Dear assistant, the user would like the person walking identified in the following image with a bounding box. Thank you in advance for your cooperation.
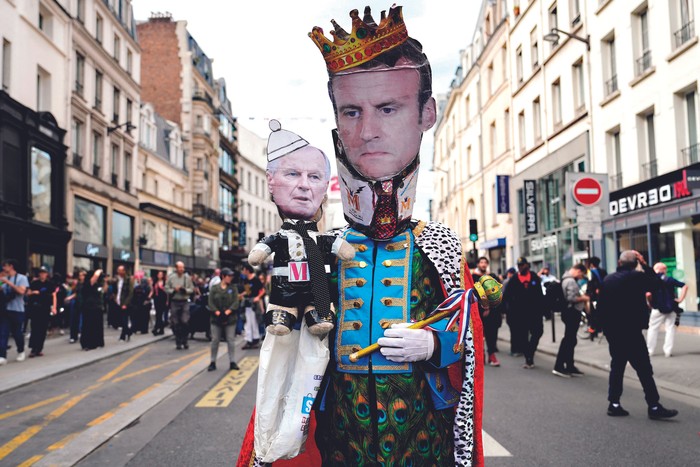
[473,257,502,367]
[502,257,546,368]
[207,268,240,371]
[131,272,151,334]
[151,271,169,336]
[597,250,678,419]
[646,262,687,357]
[27,267,53,357]
[67,271,85,343]
[80,270,105,351]
[166,261,194,350]
[240,264,263,350]
[553,264,589,377]
[114,265,133,342]
[0,258,29,365]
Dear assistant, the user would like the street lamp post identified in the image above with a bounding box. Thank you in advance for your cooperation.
[543,28,590,50]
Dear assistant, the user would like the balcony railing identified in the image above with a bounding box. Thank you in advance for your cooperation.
[635,50,652,76]
[604,75,618,96]
[74,81,84,96]
[192,89,214,108]
[610,173,623,191]
[72,153,82,167]
[192,203,226,225]
[682,143,699,165]
[674,20,695,48]
[125,180,130,192]
[642,159,658,179]
[111,173,118,186]
[92,164,100,177]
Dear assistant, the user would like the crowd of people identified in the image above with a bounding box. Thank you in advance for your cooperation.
[0,258,271,372]
[476,251,680,419]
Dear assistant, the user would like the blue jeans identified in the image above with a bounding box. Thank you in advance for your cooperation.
[0,310,26,358]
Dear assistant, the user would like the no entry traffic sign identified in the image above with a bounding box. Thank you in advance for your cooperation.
[572,177,603,206]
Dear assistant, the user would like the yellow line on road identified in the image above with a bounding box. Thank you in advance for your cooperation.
[98,346,150,382]
[47,432,80,451]
[169,352,210,379]
[0,394,69,421]
[0,392,89,461]
[195,357,259,408]
[86,411,115,427]
[17,454,43,467]
[112,349,208,383]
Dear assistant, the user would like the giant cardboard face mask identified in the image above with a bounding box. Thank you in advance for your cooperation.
[309,5,435,239]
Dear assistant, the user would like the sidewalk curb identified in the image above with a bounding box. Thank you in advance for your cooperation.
[496,337,700,401]
[0,334,170,396]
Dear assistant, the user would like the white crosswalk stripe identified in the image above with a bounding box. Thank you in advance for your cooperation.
[483,430,512,457]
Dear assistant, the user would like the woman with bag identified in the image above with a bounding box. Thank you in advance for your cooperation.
[207,268,240,371]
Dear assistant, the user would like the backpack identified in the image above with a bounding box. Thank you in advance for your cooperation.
[544,281,567,313]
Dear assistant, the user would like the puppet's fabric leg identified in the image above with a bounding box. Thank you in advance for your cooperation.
[264,303,297,336]
[304,302,335,336]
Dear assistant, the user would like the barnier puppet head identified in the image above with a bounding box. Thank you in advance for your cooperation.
[309,5,436,240]
[266,119,331,222]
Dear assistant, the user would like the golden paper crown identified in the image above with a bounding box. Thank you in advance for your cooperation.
[309,5,409,74]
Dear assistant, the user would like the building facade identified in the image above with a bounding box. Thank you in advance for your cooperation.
[65,0,141,275]
[591,0,700,310]
[434,0,515,275]
[138,13,224,274]
[0,0,72,275]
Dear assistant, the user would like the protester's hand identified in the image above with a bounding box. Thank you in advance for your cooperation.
[377,323,435,363]
[253,297,260,303]
[121,305,127,310]
[634,251,647,266]
[51,307,57,315]
[215,311,221,316]
[224,309,232,316]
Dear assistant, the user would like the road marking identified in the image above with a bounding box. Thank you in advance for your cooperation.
[87,411,115,427]
[483,429,512,457]
[0,392,89,461]
[47,432,79,451]
[112,349,208,383]
[98,346,150,382]
[17,454,43,467]
[0,394,69,421]
[195,357,259,408]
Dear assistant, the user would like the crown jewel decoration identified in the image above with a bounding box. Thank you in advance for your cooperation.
[309,5,409,73]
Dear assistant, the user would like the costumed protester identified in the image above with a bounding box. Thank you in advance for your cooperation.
[238,5,486,466]
[248,120,356,336]
[249,121,356,462]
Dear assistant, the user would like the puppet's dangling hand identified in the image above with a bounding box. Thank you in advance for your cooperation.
[377,323,435,363]
[336,239,356,261]
[248,248,269,267]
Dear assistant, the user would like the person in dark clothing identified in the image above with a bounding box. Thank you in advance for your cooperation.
[240,264,264,349]
[502,257,545,368]
[553,264,589,377]
[473,257,502,367]
[585,256,607,336]
[114,266,133,342]
[27,268,53,356]
[131,275,151,334]
[597,250,678,419]
[80,270,105,350]
[152,270,169,335]
[67,272,84,343]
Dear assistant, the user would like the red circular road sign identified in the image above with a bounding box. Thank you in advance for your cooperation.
[572,177,603,205]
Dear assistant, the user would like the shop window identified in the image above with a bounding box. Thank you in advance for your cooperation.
[141,219,168,251]
[173,228,193,255]
[31,147,52,224]
[617,227,649,260]
[74,197,105,244]
[112,211,133,249]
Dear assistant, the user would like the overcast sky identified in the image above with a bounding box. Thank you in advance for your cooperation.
[132,0,479,218]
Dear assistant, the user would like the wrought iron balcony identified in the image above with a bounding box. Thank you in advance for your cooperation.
[681,143,699,165]
[610,172,623,191]
[192,203,226,225]
[72,153,83,167]
[604,75,618,96]
[674,20,695,48]
[642,160,658,180]
[635,50,652,76]
[92,164,100,177]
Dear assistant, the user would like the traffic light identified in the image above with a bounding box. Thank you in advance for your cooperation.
[469,219,478,242]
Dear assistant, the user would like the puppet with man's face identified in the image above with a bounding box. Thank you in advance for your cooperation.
[247,120,355,336]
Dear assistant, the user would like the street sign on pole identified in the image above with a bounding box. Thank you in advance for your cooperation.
[572,177,603,206]
[575,205,602,223]
[577,222,602,241]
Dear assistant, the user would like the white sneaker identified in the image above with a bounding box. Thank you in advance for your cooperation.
[16,351,26,362]
[0,357,7,366]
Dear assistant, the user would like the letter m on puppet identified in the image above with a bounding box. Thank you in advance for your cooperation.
[289,261,310,282]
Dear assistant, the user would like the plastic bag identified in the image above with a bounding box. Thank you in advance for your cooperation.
[254,323,330,462]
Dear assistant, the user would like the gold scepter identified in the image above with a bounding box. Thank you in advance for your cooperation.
[348,275,503,363]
